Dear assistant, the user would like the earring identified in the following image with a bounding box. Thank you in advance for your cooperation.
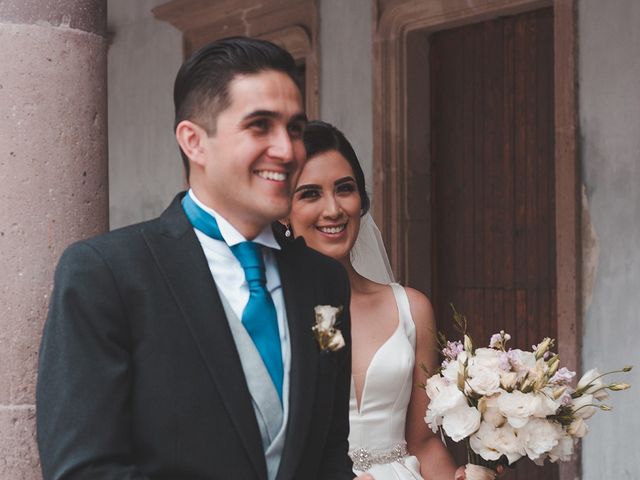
[284,225,292,238]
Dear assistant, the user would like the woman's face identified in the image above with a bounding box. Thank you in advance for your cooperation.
[289,149,362,263]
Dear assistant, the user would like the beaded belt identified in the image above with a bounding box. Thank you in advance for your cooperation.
[349,442,409,471]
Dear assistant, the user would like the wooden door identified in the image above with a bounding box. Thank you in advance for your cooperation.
[430,8,557,480]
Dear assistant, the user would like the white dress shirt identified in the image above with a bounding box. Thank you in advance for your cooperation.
[187,190,291,440]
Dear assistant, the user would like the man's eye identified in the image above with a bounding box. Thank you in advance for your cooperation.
[288,122,305,138]
[249,119,270,132]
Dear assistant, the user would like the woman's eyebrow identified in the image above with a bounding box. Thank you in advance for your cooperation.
[294,183,321,193]
[334,176,355,186]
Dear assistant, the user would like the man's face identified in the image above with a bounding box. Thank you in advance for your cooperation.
[195,70,306,237]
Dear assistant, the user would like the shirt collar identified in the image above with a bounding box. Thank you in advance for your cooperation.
[188,189,281,250]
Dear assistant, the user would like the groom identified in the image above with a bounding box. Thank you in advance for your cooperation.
[37,37,354,479]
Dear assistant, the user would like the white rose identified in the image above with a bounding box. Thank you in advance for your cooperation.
[480,394,506,427]
[425,374,449,400]
[428,383,467,417]
[425,408,441,433]
[442,353,468,384]
[469,421,503,461]
[497,390,540,428]
[548,433,575,463]
[533,391,562,417]
[567,417,588,438]
[495,423,526,464]
[472,348,503,370]
[467,365,502,396]
[314,305,339,331]
[518,418,563,462]
[327,329,345,351]
[465,464,499,480]
[570,393,597,419]
[577,368,609,401]
[442,404,481,442]
[469,421,524,464]
[507,349,537,377]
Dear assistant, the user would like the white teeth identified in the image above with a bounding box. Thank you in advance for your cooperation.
[256,170,287,181]
[318,225,346,234]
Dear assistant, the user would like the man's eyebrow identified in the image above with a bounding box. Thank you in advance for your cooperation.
[241,110,308,123]
[242,110,279,122]
[294,183,320,193]
[290,113,308,124]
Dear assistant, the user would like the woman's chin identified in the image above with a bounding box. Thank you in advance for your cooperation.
[309,242,350,263]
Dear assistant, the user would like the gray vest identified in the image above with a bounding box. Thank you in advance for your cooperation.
[218,293,287,480]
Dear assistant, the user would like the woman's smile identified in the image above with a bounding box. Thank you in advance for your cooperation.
[316,222,348,238]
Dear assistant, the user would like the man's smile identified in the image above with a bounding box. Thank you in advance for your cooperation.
[255,169,288,182]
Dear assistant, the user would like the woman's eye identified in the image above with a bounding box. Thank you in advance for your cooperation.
[298,189,320,200]
[336,183,356,194]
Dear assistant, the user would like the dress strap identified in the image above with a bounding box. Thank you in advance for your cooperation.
[389,283,416,350]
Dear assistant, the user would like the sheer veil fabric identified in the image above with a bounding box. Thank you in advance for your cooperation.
[350,213,395,285]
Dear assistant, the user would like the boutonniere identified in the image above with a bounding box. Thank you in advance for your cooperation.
[312,305,345,352]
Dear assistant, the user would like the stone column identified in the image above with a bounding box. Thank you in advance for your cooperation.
[0,1,108,477]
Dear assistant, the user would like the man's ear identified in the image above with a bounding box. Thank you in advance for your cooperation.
[175,120,209,168]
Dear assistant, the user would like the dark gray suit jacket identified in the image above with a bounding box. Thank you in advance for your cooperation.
[36,193,354,480]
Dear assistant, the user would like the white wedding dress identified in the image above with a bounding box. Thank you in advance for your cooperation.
[348,283,424,479]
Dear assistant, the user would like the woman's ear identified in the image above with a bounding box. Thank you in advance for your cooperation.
[176,120,208,168]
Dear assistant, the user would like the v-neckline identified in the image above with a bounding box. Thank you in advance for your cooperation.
[352,286,403,414]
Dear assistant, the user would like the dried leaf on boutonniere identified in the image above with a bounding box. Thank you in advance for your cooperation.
[313,305,345,352]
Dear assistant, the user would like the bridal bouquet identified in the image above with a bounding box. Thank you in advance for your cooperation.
[424,311,631,480]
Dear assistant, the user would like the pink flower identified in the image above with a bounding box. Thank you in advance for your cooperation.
[489,330,511,349]
[442,340,464,362]
[550,367,576,385]
[489,333,503,348]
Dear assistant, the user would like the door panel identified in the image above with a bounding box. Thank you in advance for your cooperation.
[430,8,556,480]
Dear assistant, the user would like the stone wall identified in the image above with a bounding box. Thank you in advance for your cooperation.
[0,1,108,477]
[579,1,640,478]
[107,0,183,229]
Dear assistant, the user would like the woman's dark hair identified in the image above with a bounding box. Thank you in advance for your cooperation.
[302,120,370,215]
[173,36,300,178]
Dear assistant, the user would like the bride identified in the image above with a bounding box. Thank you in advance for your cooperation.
[282,121,466,480]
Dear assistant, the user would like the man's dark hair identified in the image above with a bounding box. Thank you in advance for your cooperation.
[302,120,371,216]
[173,36,300,178]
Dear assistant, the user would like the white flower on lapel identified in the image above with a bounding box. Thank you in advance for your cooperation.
[327,329,345,351]
[312,305,345,352]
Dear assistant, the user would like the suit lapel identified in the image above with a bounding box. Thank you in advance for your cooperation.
[143,195,267,479]
[276,239,319,479]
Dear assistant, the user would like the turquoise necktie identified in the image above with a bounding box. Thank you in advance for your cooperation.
[182,194,283,401]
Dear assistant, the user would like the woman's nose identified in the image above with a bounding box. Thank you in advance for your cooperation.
[322,194,343,219]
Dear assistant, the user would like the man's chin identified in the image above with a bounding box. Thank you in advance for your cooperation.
[255,204,291,226]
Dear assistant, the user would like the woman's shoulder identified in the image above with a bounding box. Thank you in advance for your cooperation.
[391,284,432,313]
[395,284,435,333]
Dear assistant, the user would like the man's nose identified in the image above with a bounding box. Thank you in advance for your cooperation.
[268,127,294,160]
